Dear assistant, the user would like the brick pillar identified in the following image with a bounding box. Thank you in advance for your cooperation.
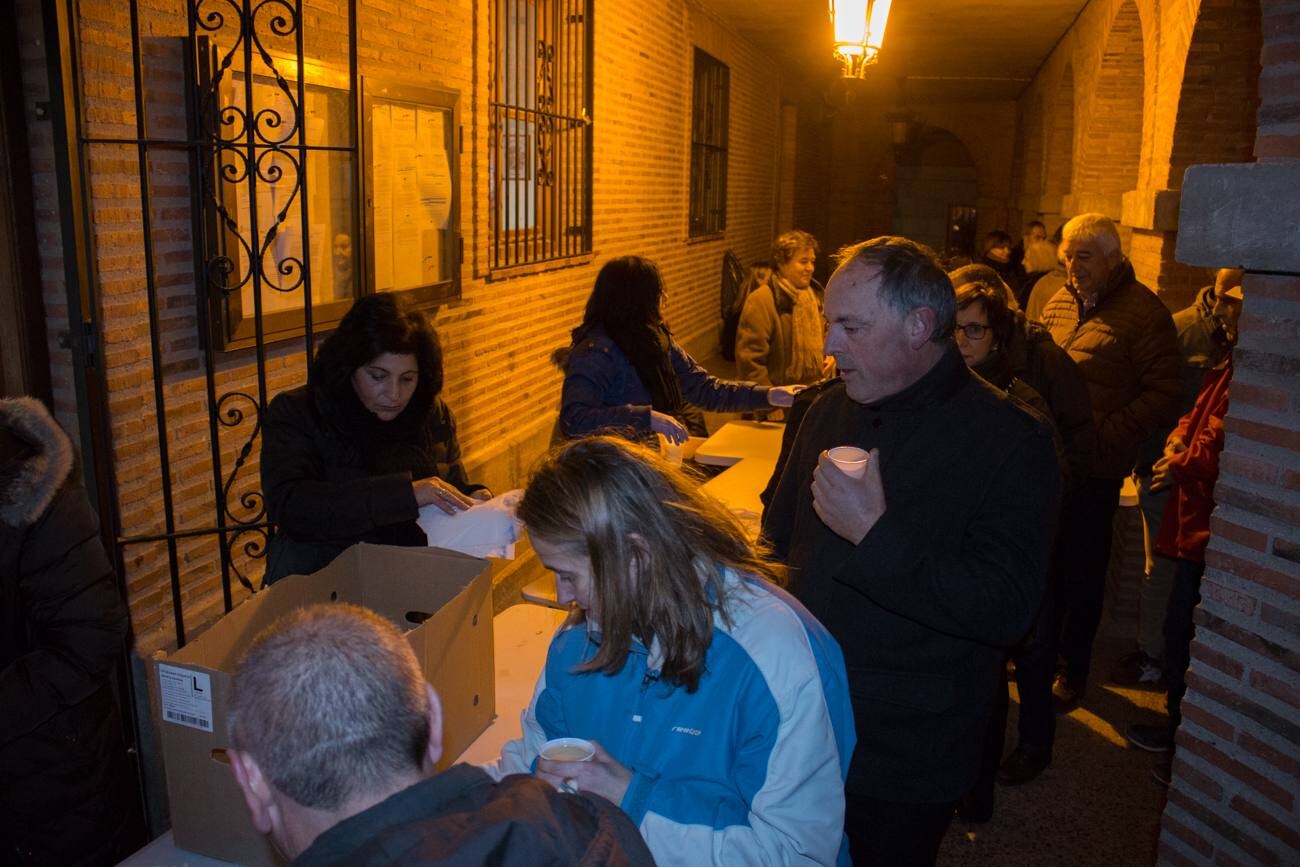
[1153,5,1300,861]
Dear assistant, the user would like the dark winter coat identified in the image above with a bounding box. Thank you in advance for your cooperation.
[261,386,482,584]
[761,347,1061,804]
[294,765,655,867]
[1041,261,1182,479]
[1002,311,1097,489]
[1,397,133,866]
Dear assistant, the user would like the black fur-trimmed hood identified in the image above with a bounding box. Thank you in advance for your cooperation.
[0,397,74,528]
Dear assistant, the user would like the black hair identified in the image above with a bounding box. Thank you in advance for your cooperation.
[577,256,665,346]
[311,293,444,419]
[981,230,1013,256]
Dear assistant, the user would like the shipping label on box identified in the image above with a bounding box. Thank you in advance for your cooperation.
[150,544,495,866]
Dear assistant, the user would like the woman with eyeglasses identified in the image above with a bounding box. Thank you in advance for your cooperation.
[954,281,1051,420]
[951,278,1072,825]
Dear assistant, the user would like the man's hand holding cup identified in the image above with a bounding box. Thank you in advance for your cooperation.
[811,446,884,544]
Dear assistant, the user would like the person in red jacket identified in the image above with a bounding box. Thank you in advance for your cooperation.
[1124,284,1242,784]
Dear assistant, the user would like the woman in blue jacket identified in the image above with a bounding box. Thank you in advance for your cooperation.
[557,256,799,444]
[487,436,855,865]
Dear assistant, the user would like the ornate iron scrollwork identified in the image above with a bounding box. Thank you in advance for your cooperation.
[194,0,304,299]
[535,38,555,187]
[215,392,267,592]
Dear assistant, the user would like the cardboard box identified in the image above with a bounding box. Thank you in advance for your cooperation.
[151,544,495,866]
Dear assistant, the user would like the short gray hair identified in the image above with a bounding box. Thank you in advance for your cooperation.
[833,236,956,343]
[227,604,430,810]
[1060,213,1122,256]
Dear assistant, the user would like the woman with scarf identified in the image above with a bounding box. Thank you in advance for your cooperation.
[260,294,487,584]
[558,256,798,444]
[735,230,828,391]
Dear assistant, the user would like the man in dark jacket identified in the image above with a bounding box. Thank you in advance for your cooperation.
[762,237,1060,866]
[1040,214,1181,709]
[1,397,136,866]
[227,603,654,866]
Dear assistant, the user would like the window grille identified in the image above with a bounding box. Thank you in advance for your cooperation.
[690,49,729,236]
[491,0,593,269]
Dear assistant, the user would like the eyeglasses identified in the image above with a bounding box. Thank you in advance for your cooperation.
[956,323,991,340]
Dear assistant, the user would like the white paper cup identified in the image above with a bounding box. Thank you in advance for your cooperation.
[539,737,596,762]
[827,446,870,479]
[657,433,683,465]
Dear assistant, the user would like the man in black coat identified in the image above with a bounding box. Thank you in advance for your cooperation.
[762,237,1061,866]
[227,603,654,866]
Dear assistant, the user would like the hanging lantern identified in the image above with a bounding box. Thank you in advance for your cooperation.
[829,0,893,78]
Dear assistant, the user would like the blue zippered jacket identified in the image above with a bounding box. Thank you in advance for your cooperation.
[488,570,855,865]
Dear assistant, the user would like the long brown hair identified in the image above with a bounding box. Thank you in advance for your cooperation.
[518,436,784,692]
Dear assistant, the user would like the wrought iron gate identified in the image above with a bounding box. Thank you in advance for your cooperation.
[48,0,361,650]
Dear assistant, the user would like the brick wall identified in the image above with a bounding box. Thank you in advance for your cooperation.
[1019,0,1260,304]
[1155,0,1300,862]
[17,0,785,653]
[1072,0,1144,218]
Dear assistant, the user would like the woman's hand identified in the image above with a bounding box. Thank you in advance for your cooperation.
[471,489,493,503]
[767,385,804,408]
[535,740,632,805]
[651,410,689,444]
[413,476,477,514]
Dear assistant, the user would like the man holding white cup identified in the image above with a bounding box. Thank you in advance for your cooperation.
[762,236,1061,867]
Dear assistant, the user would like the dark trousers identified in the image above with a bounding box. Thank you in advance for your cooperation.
[968,669,1010,813]
[846,792,954,867]
[1054,477,1123,684]
[1165,557,1206,737]
[1014,586,1058,750]
[967,588,1055,812]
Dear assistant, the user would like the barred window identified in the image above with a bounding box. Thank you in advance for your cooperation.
[689,49,729,237]
[491,0,593,270]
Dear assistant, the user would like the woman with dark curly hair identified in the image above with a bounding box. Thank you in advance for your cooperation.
[557,256,800,444]
[260,294,487,584]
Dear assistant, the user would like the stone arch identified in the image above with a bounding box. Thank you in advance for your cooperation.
[1074,0,1144,217]
[1167,0,1261,187]
[892,126,979,254]
[1042,63,1074,213]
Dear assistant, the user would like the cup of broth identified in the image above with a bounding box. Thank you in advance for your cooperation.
[540,737,596,762]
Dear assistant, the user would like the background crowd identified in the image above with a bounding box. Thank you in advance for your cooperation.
[1,217,1243,866]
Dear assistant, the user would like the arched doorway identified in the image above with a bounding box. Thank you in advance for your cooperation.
[1074,1,1144,221]
[1153,0,1263,306]
[1168,1,1260,185]
[892,126,979,255]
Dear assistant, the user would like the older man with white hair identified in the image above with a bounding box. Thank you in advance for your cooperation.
[1038,213,1181,711]
[226,604,653,866]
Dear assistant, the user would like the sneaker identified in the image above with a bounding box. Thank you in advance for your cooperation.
[997,746,1051,786]
[1110,650,1165,688]
[1152,758,1172,786]
[1052,672,1085,712]
[1126,722,1172,753]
